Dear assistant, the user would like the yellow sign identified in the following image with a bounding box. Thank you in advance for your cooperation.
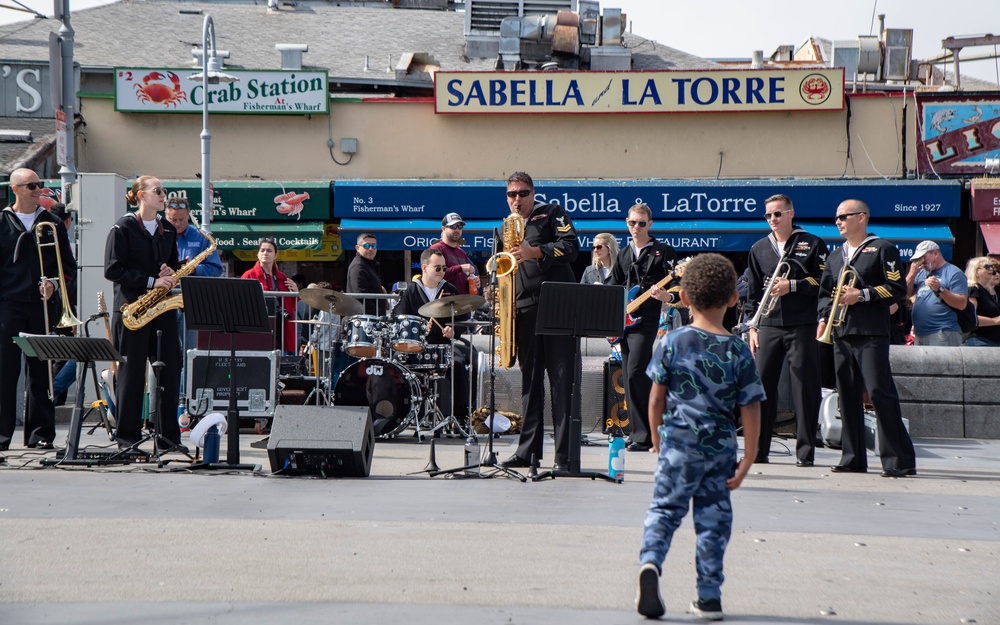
[232,227,343,262]
[435,69,844,114]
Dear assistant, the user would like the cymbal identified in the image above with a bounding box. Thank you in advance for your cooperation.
[298,287,364,316]
[418,294,486,318]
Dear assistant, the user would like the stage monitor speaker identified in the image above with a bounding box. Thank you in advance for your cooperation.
[267,405,375,477]
[603,360,629,436]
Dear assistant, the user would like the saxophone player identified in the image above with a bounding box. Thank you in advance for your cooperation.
[746,194,828,466]
[500,172,580,471]
[817,200,914,478]
[104,176,186,453]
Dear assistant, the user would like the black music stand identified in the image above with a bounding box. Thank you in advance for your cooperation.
[14,335,121,464]
[181,277,270,472]
[533,282,624,482]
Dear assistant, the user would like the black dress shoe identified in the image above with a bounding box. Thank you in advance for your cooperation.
[830,464,867,473]
[0,441,9,452]
[500,454,531,468]
[156,439,190,454]
[755,457,769,464]
[880,467,917,478]
[796,460,814,467]
[27,440,55,450]
[626,441,652,452]
[552,463,569,472]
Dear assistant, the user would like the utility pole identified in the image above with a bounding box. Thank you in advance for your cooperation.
[50,0,77,203]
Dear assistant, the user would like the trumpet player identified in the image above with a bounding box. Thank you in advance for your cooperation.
[817,200,915,478]
[746,194,828,466]
[0,168,76,451]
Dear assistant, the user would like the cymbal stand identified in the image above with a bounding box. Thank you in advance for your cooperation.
[425,306,471,439]
[303,306,337,406]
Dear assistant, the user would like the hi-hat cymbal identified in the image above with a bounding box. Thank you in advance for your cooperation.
[298,287,364,316]
[418,294,486,318]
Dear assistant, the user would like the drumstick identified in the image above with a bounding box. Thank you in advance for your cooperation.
[430,317,447,332]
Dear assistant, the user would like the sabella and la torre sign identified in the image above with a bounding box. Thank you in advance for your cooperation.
[435,69,844,114]
[114,68,329,114]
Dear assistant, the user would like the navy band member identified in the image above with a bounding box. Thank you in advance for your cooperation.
[817,199,915,478]
[500,172,579,470]
[746,194,828,466]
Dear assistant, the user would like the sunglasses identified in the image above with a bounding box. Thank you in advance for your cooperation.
[593,244,605,250]
[446,224,464,230]
[627,220,649,228]
[506,189,532,199]
[835,211,863,222]
[361,243,377,250]
[16,182,43,191]
[429,265,447,272]
[144,187,165,196]
[166,201,188,209]
[764,211,787,221]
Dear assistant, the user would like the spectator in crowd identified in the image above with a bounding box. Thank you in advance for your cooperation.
[346,233,385,316]
[906,240,967,346]
[431,212,481,295]
[580,233,618,285]
[963,257,1000,347]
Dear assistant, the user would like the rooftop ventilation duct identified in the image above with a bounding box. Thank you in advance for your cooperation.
[276,43,308,70]
[0,129,32,143]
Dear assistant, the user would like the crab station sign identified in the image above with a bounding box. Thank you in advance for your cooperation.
[435,69,844,114]
[113,68,329,115]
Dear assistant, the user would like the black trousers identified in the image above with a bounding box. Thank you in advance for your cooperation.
[620,324,657,447]
[112,310,182,446]
[754,324,821,462]
[833,334,915,472]
[514,305,576,465]
[0,302,55,447]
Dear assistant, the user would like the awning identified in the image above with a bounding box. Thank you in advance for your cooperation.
[980,223,1000,254]
[208,221,326,251]
[339,218,955,257]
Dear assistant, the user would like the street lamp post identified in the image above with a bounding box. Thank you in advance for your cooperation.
[189,14,238,233]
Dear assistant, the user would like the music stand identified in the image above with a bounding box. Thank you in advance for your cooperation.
[181,277,270,471]
[533,282,624,482]
[13,335,121,464]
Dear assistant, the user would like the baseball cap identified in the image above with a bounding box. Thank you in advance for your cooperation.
[442,212,465,228]
[910,240,939,262]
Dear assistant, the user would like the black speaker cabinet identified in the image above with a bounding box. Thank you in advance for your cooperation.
[603,360,629,436]
[267,405,375,477]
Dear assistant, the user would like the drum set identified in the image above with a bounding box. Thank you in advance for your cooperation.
[293,286,486,440]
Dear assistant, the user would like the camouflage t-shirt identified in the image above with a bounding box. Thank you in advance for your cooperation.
[646,326,765,455]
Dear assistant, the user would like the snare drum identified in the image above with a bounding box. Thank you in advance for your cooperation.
[334,358,420,437]
[343,315,382,358]
[390,315,427,353]
[394,343,452,371]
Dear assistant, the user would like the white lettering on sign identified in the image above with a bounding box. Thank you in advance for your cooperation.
[15,69,42,113]
[660,193,758,214]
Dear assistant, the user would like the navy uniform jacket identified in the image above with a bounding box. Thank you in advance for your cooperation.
[818,235,905,337]
[0,207,76,304]
[747,227,828,327]
[104,213,181,312]
[509,201,579,311]
[610,239,678,331]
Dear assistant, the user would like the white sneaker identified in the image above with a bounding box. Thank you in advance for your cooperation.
[635,562,665,619]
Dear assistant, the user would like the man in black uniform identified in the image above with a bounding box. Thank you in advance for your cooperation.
[346,232,385,316]
[746,194,828,466]
[500,172,579,470]
[0,168,76,451]
[817,199,916,478]
[394,248,471,425]
[609,203,677,452]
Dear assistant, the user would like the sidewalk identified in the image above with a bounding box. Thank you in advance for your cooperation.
[1,425,997,625]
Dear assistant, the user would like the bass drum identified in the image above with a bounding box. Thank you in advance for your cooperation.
[818,388,842,449]
[334,358,420,437]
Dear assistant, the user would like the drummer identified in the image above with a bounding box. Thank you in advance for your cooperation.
[394,248,472,424]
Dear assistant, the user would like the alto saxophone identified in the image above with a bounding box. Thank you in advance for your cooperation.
[487,212,524,369]
[121,216,218,330]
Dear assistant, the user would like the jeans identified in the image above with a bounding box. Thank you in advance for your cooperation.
[963,335,1000,347]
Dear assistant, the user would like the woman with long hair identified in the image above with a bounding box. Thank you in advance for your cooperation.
[580,232,619,285]
[104,175,185,452]
[963,256,1000,347]
[241,238,298,353]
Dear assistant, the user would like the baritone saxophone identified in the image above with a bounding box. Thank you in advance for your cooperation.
[486,212,524,368]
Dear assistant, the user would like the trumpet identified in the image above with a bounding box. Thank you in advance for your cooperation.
[817,265,859,344]
[35,220,81,400]
[744,260,791,331]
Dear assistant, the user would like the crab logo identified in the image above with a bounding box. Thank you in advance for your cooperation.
[37,187,61,210]
[134,71,188,108]
[799,73,832,105]
[274,191,310,220]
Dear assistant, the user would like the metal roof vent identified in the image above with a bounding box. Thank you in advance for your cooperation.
[276,44,308,70]
[0,129,33,143]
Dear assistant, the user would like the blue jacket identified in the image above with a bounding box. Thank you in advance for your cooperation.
[175,225,223,277]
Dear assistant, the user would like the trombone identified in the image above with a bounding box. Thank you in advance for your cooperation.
[817,265,859,344]
[35,221,82,400]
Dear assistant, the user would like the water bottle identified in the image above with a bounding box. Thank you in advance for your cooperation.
[608,436,626,481]
[464,435,480,474]
[203,425,221,464]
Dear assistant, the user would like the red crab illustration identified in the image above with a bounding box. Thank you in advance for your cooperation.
[801,76,830,102]
[37,187,60,210]
[134,71,188,108]
[274,191,310,220]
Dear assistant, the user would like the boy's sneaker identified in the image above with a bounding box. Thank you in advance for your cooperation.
[689,597,724,620]
[635,563,665,619]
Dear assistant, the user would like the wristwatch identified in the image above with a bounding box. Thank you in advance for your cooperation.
[857,289,869,303]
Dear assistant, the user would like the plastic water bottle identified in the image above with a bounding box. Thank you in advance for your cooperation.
[203,425,220,464]
[608,436,626,481]
[464,435,480,475]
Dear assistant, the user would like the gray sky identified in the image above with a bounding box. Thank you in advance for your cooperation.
[3,0,999,84]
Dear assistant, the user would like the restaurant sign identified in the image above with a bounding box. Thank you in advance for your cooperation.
[163,180,330,222]
[114,68,329,115]
[917,96,1000,176]
[435,69,844,114]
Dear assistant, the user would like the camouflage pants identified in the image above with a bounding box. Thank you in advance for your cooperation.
[640,444,735,600]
